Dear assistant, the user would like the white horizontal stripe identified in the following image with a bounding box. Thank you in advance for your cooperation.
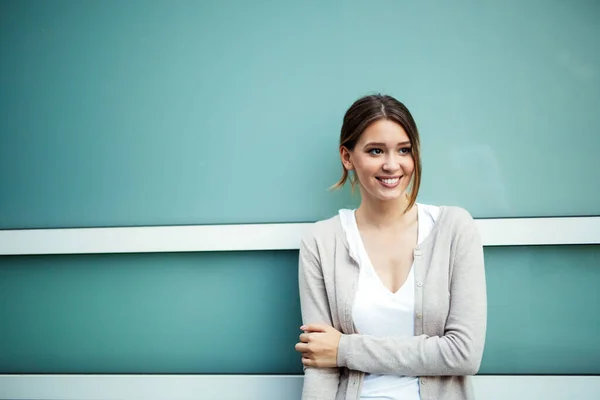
[0,216,598,255]
[0,375,598,400]
[0,223,307,255]
[475,216,600,246]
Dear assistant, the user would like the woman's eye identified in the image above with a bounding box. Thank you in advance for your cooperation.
[368,148,383,155]
[399,147,411,154]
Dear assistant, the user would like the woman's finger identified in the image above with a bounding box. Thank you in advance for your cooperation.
[299,333,310,343]
[300,324,328,333]
[295,342,309,353]
[302,356,314,367]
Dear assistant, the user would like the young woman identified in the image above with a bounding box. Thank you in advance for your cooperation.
[295,94,487,400]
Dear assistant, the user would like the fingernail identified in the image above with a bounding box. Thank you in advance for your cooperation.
[300,325,306,330]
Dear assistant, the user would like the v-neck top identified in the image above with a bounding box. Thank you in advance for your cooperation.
[338,203,439,400]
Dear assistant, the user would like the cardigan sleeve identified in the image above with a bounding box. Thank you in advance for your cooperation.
[298,233,340,399]
[337,210,487,376]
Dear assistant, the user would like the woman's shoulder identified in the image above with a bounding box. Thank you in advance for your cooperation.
[434,205,480,244]
[420,203,478,233]
[438,205,475,223]
[300,213,345,247]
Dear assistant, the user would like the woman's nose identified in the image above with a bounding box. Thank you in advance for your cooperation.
[382,154,400,171]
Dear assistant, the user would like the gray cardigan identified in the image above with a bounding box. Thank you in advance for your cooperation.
[298,206,487,400]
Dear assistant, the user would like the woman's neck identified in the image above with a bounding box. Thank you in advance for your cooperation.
[355,194,415,230]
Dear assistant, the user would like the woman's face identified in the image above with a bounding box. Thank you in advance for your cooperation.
[341,119,415,203]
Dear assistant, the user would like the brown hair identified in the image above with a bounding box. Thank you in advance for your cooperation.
[332,94,422,213]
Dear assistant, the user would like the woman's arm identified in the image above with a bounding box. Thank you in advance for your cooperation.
[337,216,487,376]
[297,234,340,399]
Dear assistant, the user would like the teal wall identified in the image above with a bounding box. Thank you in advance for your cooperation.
[1,0,599,230]
[1,0,599,376]
[1,246,599,374]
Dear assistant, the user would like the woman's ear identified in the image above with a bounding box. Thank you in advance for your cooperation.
[340,146,353,171]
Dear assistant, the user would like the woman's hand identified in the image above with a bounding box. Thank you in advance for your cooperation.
[294,324,342,368]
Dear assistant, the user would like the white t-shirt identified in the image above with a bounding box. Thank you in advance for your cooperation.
[339,203,440,400]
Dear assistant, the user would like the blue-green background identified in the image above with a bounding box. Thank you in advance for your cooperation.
[1,0,599,229]
[1,246,599,374]
[0,0,598,375]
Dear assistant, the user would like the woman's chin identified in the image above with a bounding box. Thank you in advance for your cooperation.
[371,189,406,203]
[360,184,408,203]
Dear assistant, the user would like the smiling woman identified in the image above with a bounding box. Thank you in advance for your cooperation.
[295,94,487,400]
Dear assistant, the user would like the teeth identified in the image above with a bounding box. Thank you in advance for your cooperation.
[381,178,399,184]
